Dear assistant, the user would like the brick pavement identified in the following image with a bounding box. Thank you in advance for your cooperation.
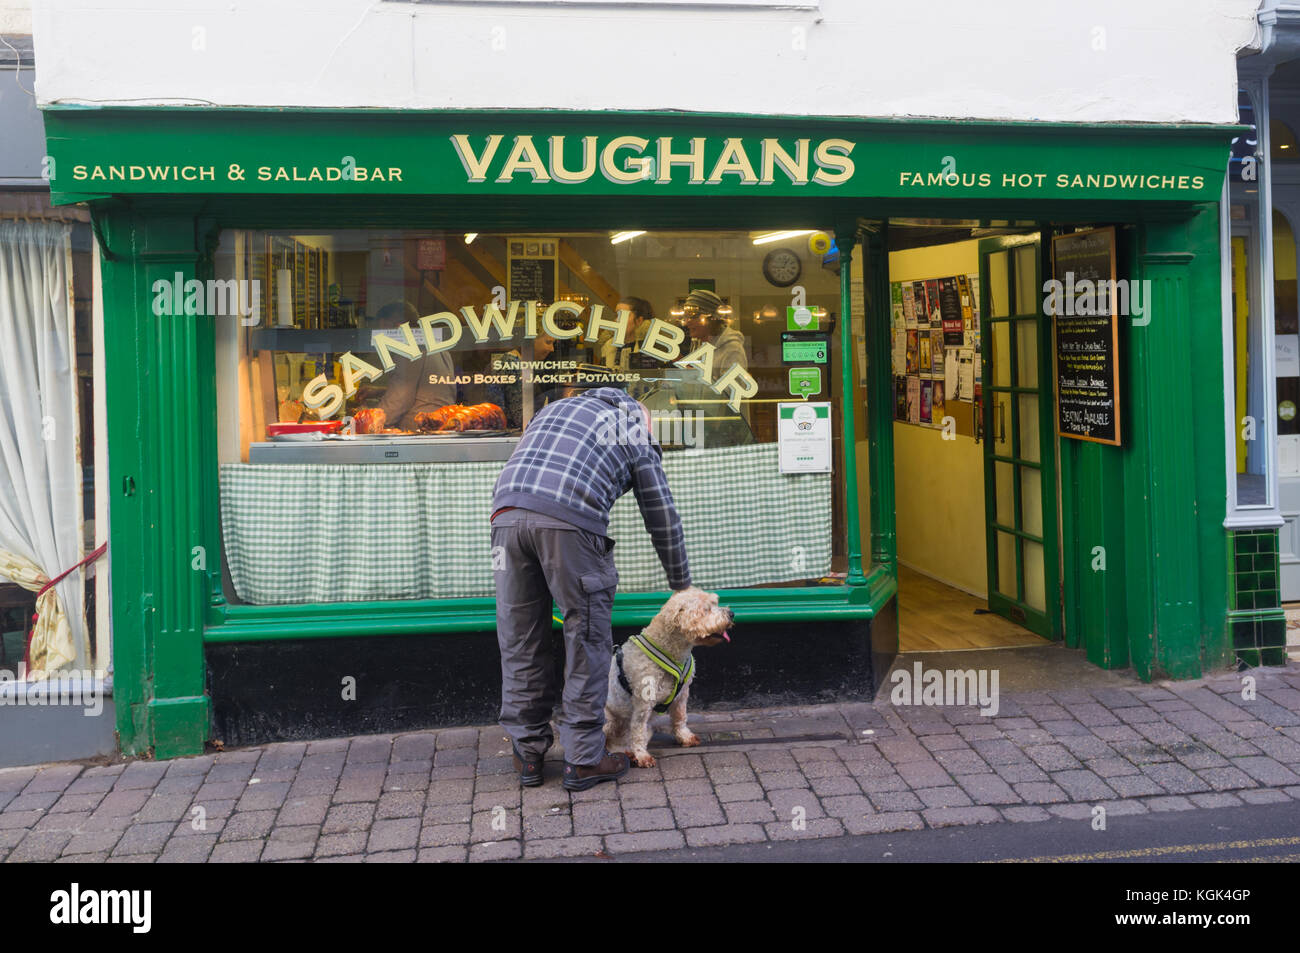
[3,664,1300,862]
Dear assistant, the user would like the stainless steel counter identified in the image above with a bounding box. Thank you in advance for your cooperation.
[248,434,520,464]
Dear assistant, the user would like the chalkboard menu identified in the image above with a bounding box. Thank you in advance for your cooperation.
[1051,227,1121,446]
[509,256,555,304]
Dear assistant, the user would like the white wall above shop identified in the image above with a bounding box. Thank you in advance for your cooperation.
[32,0,1260,123]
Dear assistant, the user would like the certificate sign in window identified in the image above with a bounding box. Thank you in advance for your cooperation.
[778,402,832,473]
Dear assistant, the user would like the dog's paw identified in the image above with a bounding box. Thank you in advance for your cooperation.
[631,751,657,769]
[675,731,701,748]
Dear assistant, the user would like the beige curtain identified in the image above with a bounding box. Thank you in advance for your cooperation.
[0,550,73,675]
[0,221,86,677]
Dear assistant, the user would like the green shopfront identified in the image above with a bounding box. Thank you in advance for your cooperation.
[42,109,1243,759]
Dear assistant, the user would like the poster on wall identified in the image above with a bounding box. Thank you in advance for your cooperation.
[920,380,933,424]
[933,381,945,425]
[913,282,929,328]
[891,283,905,329]
[924,279,942,325]
[907,376,920,423]
[929,328,945,378]
[919,334,932,374]
[938,277,964,345]
[895,376,908,420]
[906,330,919,374]
[902,284,917,329]
[892,329,907,376]
[1050,227,1122,446]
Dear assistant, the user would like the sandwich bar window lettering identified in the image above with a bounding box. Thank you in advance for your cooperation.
[212,228,843,607]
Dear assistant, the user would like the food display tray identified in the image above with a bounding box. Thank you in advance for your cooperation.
[249,434,521,464]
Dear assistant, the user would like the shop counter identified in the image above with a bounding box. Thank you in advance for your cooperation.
[219,442,832,605]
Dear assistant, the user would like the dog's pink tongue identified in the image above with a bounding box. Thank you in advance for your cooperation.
[721,631,731,643]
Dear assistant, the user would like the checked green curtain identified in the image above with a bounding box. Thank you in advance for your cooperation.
[220,442,832,605]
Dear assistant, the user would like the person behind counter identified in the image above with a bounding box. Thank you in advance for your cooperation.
[683,288,746,375]
[598,296,655,371]
[486,331,558,428]
[369,301,457,430]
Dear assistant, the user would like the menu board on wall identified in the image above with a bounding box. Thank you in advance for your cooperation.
[507,237,558,306]
[1051,227,1122,446]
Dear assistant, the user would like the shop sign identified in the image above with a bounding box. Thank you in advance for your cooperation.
[300,300,760,418]
[45,112,1233,203]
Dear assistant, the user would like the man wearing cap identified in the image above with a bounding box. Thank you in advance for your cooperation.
[684,288,747,377]
[490,385,692,791]
[679,289,753,447]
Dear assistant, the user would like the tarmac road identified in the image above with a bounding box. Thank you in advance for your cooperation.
[563,799,1300,863]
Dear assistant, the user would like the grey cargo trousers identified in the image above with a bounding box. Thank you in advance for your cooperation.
[491,507,619,767]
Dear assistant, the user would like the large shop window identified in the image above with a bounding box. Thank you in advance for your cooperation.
[213,229,847,605]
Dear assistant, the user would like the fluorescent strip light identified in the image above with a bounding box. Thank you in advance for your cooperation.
[610,230,646,244]
[464,233,478,244]
[752,230,815,245]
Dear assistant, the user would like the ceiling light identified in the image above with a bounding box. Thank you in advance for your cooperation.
[752,230,815,245]
[610,230,646,244]
[464,233,478,244]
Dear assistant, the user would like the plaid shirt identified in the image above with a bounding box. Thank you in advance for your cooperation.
[491,388,691,590]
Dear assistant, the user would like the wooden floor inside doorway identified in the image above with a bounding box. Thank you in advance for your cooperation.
[897,565,1051,652]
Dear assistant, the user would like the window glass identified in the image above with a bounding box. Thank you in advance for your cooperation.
[213,228,846,604]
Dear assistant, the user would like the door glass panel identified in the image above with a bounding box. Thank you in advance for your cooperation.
[992,322,1011,387]
[1014,244,1037,313]
[1018,394,1040,463]
[989,251,1010,318]
[1016,319,1038,387]
[1020,467,1043,537]
[997,532,1018,598]
[996,460,1015,526]
[1023,539,1046,611]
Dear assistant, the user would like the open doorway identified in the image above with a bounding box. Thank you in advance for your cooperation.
[886,221,1057,652]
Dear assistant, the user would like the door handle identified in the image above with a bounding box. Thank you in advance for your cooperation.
[998,403,1006,442]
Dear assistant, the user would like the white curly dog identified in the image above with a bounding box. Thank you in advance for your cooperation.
[603,587,733,768]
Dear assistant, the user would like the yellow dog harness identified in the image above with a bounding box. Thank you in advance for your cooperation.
[616,633,695,714]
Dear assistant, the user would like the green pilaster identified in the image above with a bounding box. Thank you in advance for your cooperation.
[863,226,897,573]
[838,231,867,586]
[101,204,211,758]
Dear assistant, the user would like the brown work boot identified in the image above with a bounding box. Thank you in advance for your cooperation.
[562,751,630,791]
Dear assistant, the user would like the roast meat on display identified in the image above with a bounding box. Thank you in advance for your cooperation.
[414,402,507,432]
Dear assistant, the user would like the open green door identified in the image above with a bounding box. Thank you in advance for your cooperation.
[978,234,1062,640]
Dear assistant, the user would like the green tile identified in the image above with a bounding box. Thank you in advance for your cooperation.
[1261,646,1288,666]
[1235,533,1258,555]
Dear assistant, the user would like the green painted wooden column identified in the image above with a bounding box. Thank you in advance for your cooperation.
[837,231,867,586]
[100,204,211,758]
[862,226,897,574]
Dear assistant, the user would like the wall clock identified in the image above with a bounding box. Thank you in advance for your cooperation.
[762,247,802,287]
